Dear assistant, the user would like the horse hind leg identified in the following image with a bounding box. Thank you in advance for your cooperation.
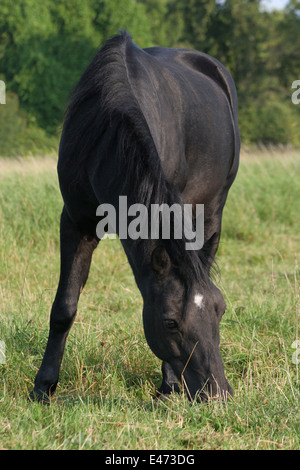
[29,206,98,403]
[157,362,181,398]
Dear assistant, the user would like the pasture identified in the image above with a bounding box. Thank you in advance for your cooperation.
[0,149,299,450]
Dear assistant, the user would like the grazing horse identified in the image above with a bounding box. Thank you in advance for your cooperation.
[30,31,240,403]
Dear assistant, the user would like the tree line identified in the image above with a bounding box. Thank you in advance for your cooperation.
[0,0,300,155]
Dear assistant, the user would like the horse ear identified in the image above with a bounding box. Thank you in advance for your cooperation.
[151,245,171,277]
[199,232,219,267]
[201,232,218,254]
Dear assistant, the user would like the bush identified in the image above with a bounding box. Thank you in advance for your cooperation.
[0,92,27,156]
[0,91,58,157]
[239,96,300,146]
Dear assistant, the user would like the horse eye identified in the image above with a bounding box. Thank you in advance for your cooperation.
[164,319,178,329]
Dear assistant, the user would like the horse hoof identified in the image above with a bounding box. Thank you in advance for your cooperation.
[28,390,50,405]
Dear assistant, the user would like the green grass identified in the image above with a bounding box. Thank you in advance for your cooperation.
[0,150,299,450]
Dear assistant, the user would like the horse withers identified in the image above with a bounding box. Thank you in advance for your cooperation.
[30,31,240,403]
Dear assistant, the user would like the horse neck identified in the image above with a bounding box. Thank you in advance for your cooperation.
[120,237,156,294]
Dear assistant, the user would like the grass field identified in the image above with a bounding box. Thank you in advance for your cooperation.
[0,149,299,450]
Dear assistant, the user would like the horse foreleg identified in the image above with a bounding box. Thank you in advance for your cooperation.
[29,206,98,403]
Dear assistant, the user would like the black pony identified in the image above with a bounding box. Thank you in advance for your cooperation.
[30,31,240,402]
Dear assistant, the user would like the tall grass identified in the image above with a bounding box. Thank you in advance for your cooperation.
[0,150,299,450]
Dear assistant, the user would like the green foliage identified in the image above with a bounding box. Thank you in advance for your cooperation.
[0,0,152,136]
[137,0,183,46]
[0,0,300,153]
[0,91,58,156]
[170,0,218,48]
[90,0,152,47]
[239,94,300,145]
[0,92,26,155]
[274,0,300,88]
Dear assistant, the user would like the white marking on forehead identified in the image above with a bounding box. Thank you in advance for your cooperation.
[194,293,204,308]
